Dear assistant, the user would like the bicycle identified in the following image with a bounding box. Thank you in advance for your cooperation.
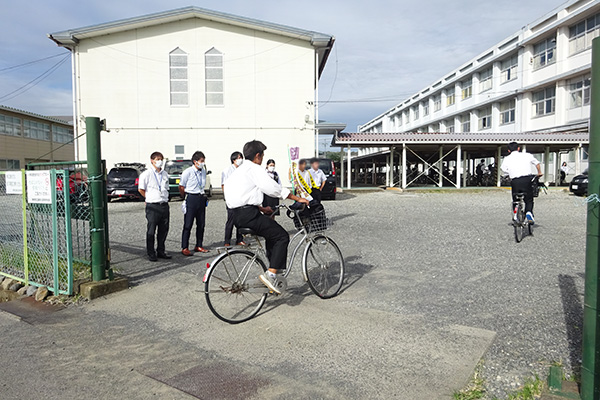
[203,203,345,324]
[512,175,546,243]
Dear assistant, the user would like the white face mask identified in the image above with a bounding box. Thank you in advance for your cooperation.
[196,162,204,169]
[235,158,243,166]
[267,166,275,172]
[154,160,163,168]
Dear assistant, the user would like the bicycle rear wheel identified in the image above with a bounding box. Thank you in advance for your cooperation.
[514,205,525,243]
[303,235,344,299]
[205,249,268,324]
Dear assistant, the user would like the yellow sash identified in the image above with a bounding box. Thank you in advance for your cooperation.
[297,171,313,194]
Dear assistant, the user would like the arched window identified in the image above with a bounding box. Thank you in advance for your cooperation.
[205,48,224,106]
[169,48,188,106]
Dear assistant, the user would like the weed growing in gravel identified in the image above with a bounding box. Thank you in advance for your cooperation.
[505,375,543,400]
[453,369,486,400]
[455,367,544,400]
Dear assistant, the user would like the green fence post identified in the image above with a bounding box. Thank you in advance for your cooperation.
[86,117,107,281]
[51,169,59,294]
[582,36,600,400]
[63,169,74,295]
[21,169,28,285]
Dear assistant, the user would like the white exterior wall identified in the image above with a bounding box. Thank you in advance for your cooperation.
[74,18,317,186]
[359,0,597,143]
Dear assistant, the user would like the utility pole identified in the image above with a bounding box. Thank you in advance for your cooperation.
[582,36,600,400]
[86,117,108,281]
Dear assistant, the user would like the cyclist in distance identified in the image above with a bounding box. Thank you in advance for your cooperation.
[500,141,543,224]
[223,140,309,294]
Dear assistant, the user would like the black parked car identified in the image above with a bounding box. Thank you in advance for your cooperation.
[317,158,337,200]
[569,169,588,196]
[107,163,146,201]
[165,159,213,200]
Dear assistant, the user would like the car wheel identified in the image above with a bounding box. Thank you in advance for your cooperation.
[207,185,213,198]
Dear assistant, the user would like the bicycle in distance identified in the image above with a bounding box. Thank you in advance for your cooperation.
[512,175,546,243]
[203,203,345,324]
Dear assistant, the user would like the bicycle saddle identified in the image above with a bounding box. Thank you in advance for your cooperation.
[239,227,258,236]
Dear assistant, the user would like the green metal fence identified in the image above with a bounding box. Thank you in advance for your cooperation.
[0,163,96,295]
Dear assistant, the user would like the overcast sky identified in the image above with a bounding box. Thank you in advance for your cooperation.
[0,0,570,133]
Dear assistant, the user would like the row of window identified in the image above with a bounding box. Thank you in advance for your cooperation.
[389,12,597,130]
[169,47,224,107]
[0,113,73,142]
[392,73,590,129]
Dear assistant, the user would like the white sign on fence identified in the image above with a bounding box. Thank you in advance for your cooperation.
[26,171,52,204]
[5,171,23,194]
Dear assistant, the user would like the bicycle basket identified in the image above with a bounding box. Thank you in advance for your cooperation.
[293,207,332,233]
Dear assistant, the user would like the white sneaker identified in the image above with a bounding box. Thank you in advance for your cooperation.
[259,272,287,295]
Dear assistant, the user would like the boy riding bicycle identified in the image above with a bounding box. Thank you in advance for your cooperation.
[223,140,309,294]
[500,142,543,224]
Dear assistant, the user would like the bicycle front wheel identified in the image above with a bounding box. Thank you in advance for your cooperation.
[303,235,344,299]
[514,205,524,243]
[205,249,268,324]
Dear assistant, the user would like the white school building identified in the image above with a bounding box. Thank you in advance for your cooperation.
[335,0,599,188]
[49,7,335,185]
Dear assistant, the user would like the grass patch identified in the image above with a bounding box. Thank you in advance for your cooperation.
[505,375,543,400]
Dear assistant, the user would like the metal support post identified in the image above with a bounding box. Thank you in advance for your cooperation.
[496,146,502,187]
[86,117,108,281]
[386,154,390,187]
[577,144,582,176]
[390,147,395,187]
[347,145,352,189]
[402,143,407,189]
[456,145,462,188]
[555,151,560,186]
[438,146,444,188]
[544,146,550,186]
[340,151,345,188]
[462,151,468,188]
[372,161,376,186]
[581,36,600,400]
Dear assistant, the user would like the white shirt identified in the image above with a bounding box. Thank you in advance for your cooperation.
[138,168,169,203]
[309,168,326,187]
[179,166,206,194]
[500,151,540,179]
[221,164,236,186]
[224,161,291,208]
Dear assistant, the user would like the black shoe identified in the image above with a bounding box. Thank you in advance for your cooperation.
[157,252,172,259]
[148,254,158,262]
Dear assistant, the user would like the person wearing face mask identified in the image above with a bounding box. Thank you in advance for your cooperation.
[262,159,281,217]
[179,151,209,256]
[138,151,171,262]
[221,151,244,246]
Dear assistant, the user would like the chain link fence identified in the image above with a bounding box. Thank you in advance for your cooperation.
[0,163,95,295]
[0,171,26,282]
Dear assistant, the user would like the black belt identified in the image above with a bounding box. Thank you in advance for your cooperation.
[148,202,169,206]
[186,193,205,196]
[231,205,258,211]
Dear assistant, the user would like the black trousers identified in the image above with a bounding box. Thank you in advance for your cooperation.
[233,206,289,271]
[224,206,242,244]
[511,175,535,214]
[145,203,170,256]
[311,188,322,203]
[182,194,206,249]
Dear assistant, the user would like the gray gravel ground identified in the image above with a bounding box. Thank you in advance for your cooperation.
[106,188,586,399]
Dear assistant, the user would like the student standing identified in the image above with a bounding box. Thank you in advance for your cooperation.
[221,151,244,246]
[179,151,209,256]
[138,151,171,262]
[308,158,326,203]
[296,159,318,201]
[262,159,281,216]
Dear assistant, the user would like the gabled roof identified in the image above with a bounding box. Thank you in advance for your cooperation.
[48,6,335,76]
[0,104,73,126]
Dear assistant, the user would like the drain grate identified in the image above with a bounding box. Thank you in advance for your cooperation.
[149,361,270,400]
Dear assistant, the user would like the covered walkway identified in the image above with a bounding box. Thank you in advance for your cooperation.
[332,123,589,189]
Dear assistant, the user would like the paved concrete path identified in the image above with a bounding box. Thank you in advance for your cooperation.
[0,269,494,399]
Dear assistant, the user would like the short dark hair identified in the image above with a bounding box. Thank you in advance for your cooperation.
[243,140,267,161]
[480,159,485,163]
[266,159,276,166]
[507,142,519,152]
[299,159,307,166]
[230,151,243,163]
[192,151,206,162]
[150,151,164,160]
[310,157,319,164]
